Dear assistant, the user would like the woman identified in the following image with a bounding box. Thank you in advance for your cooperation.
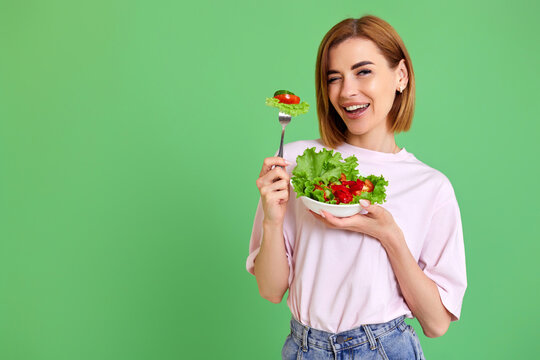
[247,15,466,359]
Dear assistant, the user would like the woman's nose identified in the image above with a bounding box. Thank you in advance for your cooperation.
[340,78,359,98]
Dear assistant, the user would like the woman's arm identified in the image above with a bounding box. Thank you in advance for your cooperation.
[311,201,452,337]
[253,220,290,303]
[253,157,291,303]
[381,228,452,338]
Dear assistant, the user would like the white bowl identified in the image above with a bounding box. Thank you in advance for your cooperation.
[299,196,367,218]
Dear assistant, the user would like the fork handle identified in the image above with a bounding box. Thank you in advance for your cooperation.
[277,125,285,158]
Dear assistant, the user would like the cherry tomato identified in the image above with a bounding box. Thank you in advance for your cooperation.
[274,93,301,104]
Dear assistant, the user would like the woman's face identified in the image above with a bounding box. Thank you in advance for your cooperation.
[327,37,407,140]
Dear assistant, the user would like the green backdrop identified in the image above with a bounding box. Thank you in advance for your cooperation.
[1,0,538,359]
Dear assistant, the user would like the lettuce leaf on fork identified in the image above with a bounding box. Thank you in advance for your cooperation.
[291,147,388,205]
[265,97,310,117]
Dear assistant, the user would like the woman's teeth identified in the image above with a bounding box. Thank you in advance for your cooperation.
[345,104,369,112]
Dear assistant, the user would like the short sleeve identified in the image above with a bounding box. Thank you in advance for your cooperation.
[246,198,295,284]
[418,186,467,321]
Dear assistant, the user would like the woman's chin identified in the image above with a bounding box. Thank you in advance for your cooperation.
[345,125,371,137]
[343,117,391,139]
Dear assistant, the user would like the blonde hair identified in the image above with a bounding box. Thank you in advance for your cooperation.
[315,15,415,148]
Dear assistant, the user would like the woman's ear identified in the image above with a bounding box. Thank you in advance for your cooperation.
[396,59,409,91]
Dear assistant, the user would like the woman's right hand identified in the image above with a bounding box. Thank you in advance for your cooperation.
[256,157,291,225]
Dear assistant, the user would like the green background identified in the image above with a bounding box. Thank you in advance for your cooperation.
[1,0,538,359]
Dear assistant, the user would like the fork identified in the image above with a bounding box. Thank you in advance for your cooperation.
[277,112,292,158]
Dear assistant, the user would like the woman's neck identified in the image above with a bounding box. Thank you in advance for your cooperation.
[345,131,400,154]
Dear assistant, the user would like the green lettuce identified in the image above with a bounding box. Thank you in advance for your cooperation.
[265,97,309,117]
[354,174,389,205]
[291,147,389,205]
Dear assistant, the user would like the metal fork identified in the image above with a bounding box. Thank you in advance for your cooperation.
[277,112,292,158]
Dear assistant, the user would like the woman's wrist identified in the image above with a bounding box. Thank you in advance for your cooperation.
[263,217,284,230]
[379,225,406,253]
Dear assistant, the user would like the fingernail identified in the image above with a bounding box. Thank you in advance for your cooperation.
[320,211,326,218]
[360,199,370,207]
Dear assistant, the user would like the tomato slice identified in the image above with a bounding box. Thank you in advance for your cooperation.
[330,184,353,204]
[274,93,301,104]
[334,189,353,204]
[347,180,364,195]
[362,179,374,192]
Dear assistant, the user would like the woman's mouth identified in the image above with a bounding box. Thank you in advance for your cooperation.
[342,103,370,119]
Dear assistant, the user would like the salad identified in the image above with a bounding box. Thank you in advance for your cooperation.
[291,148,388,205]
[266,90,309,117]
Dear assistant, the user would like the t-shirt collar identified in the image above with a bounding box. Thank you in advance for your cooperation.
[336,141,411,162]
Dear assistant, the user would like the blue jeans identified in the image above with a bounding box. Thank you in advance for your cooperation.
[282,316,425,360]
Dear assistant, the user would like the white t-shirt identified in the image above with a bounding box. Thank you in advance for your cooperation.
[247,139,467,333]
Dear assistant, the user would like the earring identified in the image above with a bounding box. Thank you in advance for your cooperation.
[399,86,404,93]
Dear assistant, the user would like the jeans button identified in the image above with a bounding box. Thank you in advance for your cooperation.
[336,335,346,344]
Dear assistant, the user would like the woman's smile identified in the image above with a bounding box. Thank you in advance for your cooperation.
[342,102,370,119]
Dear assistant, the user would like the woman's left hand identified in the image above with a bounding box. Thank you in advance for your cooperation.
[310,199,401,246]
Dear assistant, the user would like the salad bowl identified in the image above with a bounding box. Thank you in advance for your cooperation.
[290,147,388,218]
[300,196,367,218]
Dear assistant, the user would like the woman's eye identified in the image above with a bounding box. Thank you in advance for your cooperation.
[357,69,371,76]
[328,77,340,83]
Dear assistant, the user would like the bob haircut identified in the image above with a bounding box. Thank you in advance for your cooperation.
[315,15,415,148]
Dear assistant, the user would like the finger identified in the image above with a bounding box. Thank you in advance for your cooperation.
[261,179,289,196]
[256,166,289,190]
[359,200,385,218]
[320,210,359,229]
[267,189,289,204]
[359,199,371,208]
[309,210,336,228]
[261,166,290,186]
[260,178,289,195]
[316,210,374,233]
[260,157,291,177]
[310,210,341,224]
[268,179,289,192]
[272,166,290,181]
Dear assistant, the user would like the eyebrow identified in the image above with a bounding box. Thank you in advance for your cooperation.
[327,61,374,75]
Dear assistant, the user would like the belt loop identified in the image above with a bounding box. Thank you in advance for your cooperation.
[302,326,309,352]
[397,318,408,332]
[362,325,377,350]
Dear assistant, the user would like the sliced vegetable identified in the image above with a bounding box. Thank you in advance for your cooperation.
[362,179,374,192]
[274,93,300,104]
[274,90,295,96]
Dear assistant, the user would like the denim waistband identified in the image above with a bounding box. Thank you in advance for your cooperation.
[289,315,407,352]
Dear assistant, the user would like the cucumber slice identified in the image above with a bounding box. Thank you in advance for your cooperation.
[273,90,295,96]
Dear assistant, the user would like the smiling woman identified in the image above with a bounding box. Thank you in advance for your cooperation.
[316,16,415,149]
[247,15,466,360]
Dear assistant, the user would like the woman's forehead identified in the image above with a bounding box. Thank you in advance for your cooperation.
[328,37,386,69]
